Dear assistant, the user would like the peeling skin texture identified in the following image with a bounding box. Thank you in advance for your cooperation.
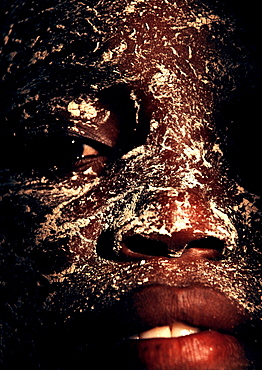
[0,1,261,369]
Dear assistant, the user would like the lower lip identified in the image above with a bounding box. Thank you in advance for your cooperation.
[114,330,248,370]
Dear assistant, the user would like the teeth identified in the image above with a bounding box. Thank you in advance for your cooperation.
[170,322,200,337]
[129,321,200,340]
[140,326,172,339]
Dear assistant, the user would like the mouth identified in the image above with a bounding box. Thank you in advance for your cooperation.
[129,320,200,339]
[108,285,250,370]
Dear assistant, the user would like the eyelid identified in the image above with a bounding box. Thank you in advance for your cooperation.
[68,129,116,149]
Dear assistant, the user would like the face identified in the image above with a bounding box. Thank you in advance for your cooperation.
[1,0,261,369]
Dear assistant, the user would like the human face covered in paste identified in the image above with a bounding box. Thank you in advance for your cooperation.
[0,0,261,369]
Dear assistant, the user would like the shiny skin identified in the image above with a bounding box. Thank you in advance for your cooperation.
[0,1,261,369]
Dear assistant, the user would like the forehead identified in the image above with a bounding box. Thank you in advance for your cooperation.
[75,0,239,91]
[0,1,260,160]
[0,1,240,77]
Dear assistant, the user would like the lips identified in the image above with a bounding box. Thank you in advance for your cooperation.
[108,285,249,370]
[117,331,247,370]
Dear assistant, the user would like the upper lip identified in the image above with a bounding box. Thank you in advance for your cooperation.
[105,284,249,339]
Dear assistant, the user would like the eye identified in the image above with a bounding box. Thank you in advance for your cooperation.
[14,135,113,176]
[81,143,99,157]
[61,137,113,174]
[69,140,100,161]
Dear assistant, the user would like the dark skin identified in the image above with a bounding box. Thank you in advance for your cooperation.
[0,1,261,369]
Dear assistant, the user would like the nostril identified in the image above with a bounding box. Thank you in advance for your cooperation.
[96,231,225,262]
[122,235,225,261]
[96,231,170,261]
[184,236,225,261]
[186,236,225,253]
[123,234,171,258]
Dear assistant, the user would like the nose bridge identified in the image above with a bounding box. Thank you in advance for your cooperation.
[137,109,215,190]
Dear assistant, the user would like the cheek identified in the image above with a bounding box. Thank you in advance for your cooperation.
[52,181,108,264]
[68,217,103,261]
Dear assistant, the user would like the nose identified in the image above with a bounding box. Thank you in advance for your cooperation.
[97,186,235,262]
[96,121,238,262]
